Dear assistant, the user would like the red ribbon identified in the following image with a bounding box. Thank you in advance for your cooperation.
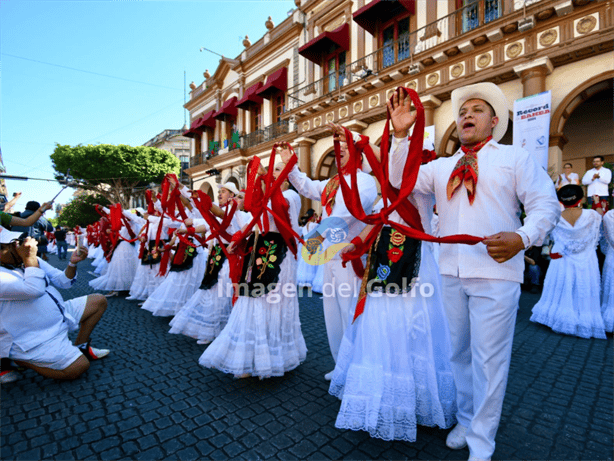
[337,87,484,322]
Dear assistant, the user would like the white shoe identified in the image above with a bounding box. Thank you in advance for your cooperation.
[0,370,20,384]
[468,457,490,461]
[446,424,468,449]
[324,371,334,381]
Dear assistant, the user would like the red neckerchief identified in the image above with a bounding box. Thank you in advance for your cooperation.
[446,135,492,205]
[337,87,484,322]
[321,161,359,216]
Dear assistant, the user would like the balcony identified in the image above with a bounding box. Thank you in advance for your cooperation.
[288,0,508,110]
[241,120,291,149]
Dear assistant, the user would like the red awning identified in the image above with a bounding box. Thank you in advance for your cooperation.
[194,110,216,130]
[183,110,216,137]
[353,0,415,35]
[213,97,238,121]
[298,23,350,64]
[236,82,264,110]
[256,67,288,99]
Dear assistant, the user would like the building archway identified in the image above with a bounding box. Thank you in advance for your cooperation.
[316,148,338,180]
[199,181,215,201]
[222,173,241,189]
[551,75,614,177]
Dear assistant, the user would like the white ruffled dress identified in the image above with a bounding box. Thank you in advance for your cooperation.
[600,210,613,332]
[328,194,457,442]
[169,212,250,343]
[296,222,319,287]
[199,190,307,378]
[88,215,140,292]
[531,209,606,339]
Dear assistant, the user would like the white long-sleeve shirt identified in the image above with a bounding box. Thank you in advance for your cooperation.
[390,136,560,283]
[288,165,378,260]
[0,259,78,357]
[582,167,612,197]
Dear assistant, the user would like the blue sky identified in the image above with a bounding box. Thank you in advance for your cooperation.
[1,0,295,214]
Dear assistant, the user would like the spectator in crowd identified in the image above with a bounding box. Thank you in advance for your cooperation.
[0,228,110,381]
[55,226,68,260]
[0,202,52,230]
[555,163,580,190]
[582,155,612,206]
[0,192,22,213]
[10,201,55,240]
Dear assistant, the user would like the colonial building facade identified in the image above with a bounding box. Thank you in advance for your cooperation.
[184,0,613,214]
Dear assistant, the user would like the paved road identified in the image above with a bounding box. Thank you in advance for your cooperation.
[2,252,613,460]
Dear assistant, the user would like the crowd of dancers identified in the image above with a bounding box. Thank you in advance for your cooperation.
[3,82,612,461]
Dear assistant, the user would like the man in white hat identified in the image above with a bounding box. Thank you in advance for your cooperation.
[0,228,110,381]
[387,83,560,461]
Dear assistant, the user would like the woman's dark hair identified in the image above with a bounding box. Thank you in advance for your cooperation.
[299,208,315,226]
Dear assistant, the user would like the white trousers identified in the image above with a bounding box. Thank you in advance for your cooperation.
[322,259,361,363]
[441,276,520,460]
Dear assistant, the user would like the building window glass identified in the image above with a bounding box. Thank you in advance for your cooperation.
[381,16,410,68]
[272,90,285,124]
[324,50,346,93]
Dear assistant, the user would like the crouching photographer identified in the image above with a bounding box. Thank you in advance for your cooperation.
[0,227,110,381]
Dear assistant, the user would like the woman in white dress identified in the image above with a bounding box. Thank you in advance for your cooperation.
[89,209,140,293]
[140,204,207,317]
[169,186,251,343]
[328,190,457,441]
[127,214,177,302]
[600,209,613,333]
[199,162,307,379]
[296,210,318,288]
[531,185,606,339]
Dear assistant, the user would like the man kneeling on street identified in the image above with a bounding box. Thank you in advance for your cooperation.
[0,226,109,381]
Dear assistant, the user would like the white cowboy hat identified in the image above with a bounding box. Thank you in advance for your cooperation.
[217,182,240,196]
[0,226,25,245]
[451,82,509,142]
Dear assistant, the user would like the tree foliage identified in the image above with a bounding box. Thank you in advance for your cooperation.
[57,193,111,229]
[51,144,180,207]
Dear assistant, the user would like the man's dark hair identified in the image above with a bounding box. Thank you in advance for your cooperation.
[564,163,573,168]
[594,155,605,162]
[25,201,40,212]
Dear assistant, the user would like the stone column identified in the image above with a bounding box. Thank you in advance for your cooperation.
[421,94,442,128]
[294,137,316,215]
[548,132,568,181]
[514,58,556,172]
[513,57,553,97]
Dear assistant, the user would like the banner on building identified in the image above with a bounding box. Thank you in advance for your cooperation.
[513,91,551,170]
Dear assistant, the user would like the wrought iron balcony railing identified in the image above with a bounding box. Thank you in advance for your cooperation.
[241,120,291,149]
[288,0,505,110]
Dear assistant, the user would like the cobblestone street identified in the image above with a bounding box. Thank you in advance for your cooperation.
[2,252,613,460]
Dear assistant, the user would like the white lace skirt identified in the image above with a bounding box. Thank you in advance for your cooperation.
[141,248,207,317]
[48,241,57,254]
[169,260,232,342]
[311,263,324,294]
[127,262,163,301]
[199,251,307,378]
[329,243,457,442]
[296,245,317,287]
[601,250,613,333]
[531,252,606,339]
[91,247,106,268]
[89,241,138,291]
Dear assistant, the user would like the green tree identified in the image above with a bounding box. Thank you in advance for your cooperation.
[51,144,180,207]
[57,193,111,229]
